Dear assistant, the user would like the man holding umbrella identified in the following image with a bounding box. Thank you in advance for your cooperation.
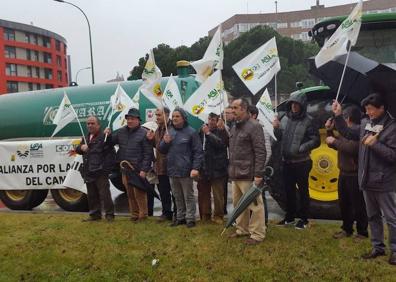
[105,108,153,222]
[332,93,396,265]
[228,98,267,245]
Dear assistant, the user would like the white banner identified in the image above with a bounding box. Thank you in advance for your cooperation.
[0,139,86,193]
[191,26,224,83]
[315,0,362,68]
[183,70,225,122]
[163,75,183,113]
[256,89,277,140]
[232,37,281,95]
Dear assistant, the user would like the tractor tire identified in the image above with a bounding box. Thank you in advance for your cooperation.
[0,189,48,210]
[51,189,88,212]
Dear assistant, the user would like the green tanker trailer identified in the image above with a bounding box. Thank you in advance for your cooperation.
[0,63,202,211]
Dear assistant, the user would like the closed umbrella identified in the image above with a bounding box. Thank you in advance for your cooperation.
[120,160,160,199]
[221,182,264,236]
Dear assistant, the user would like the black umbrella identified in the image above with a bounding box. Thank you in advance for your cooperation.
[120,160,160,199]
[309,53,396,116]
[366,64,396,117]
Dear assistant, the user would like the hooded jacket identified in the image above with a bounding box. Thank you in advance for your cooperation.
[274,92,320,162]
[159,110,204,178]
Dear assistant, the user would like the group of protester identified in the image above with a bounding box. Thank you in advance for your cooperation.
[74,91,396,265]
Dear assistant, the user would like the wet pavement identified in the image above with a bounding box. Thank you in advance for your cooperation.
[0,184,285,221]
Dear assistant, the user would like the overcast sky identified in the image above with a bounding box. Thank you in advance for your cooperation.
[0,0,359,85]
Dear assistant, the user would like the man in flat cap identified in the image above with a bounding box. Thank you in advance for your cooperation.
[105,108,153,222]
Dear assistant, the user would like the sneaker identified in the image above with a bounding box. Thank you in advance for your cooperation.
[276,219,296,226]
[361,249,386,260]
[332,230,352,239]
[186,221,196,228]
[170,219,186,227]
[295,219,309,230]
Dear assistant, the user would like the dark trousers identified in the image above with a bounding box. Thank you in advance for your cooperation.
[338,174,368,236]
[158,175,173,219]
[283,160,312,222]
[363,191,396,253]
[146,176,176,218]
[86,175,114,218]
[147,187,154,216]
[223,176,228,215]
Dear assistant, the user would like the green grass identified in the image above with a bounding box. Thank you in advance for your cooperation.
[0,213,395,282]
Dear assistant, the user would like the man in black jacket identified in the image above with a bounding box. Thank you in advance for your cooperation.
[76,116,115,222]
[105,108,153,222]
[197,112,229,224]
[332,93,396,265]
[273,92,320,229]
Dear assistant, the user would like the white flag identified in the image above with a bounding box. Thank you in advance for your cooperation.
[232,37,281,95]
[162,75,183,112]
[141,49,163,108]
[109,84,136,119]
[51,92,78,137]
[184,70,225,122]
[142,49,162,82]
[256,89,277,140]
[315,0,362,68]
[112,89,140,130]
[191,26,224,83]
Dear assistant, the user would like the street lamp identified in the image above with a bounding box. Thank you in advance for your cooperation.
[54,0,95,84]
[75,66,91,84]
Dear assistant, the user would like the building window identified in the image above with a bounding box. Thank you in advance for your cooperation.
[56,40,61,51]
[42,37,51,48]
[27,66,33,77]
[28,83,33,91]
[64,44,67,55]
[277,22,288,29]
[36,83,41,90]
[4,46,16,58]
[44,52,52,64]
[301,18,316,29]
[44,68,53,80]
[57,71,62,82]
[56,55,62,67]
[45,84,53,89]
[35,67,40,78]
[25,33,31,43]
[7,81,18,93]
[291,21,301,28]
[26,49,31,60]
[6,64,18,76]
[3,28,15,41]
[33,34,38,45]
[34,50,39,61]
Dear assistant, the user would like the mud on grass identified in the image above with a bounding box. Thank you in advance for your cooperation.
[0,213,395,282]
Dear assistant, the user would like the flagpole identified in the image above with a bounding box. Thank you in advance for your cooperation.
[335,40,353,102]
[274,73,278,114]
[72,107,87,145]
[104,108,114,142]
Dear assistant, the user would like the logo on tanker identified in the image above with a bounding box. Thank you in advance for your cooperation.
[16,144,29,159]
